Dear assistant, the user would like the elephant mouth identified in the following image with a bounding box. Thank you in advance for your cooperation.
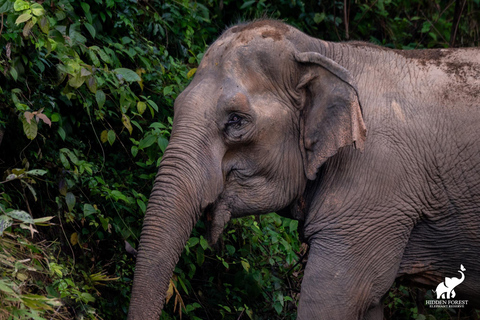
[203,201,232,245]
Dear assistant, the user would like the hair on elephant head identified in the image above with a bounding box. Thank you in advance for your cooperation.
[128,19,480,320]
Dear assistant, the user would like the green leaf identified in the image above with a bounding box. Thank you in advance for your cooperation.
[80,2,90,13]
[7,210,34,224]
[0,0,14,13]
[26,169,47,176]
[188,237,199,247]
[131,145,138,157]
[421,22,431,33]
[59,152,69,169]
[138,135,156,149]
[137,101,146,115]
[65,192,76,212]
[83,204,96,217]
[51,113,60,122]
[107,130,115,145]
[22,19,34,37]
[0,215,14,235]
[276,292,284,306]
[226,244,235,255]
[39,15,49,33]
[187,68,197,79]
[58,127,66,141]
[136,199,146,213]
[95,90,106,108]
[68,73,85,89]
[14,0,29,11]
[314,12,326,24]
[114,68,141,82]
[61,148,79,165]
[196,246,205,266]
[30,3,45,16]
[222,305,231,312]
[289,219,298,232]
[86,76,97,93]
[241,260,250,272]
[200,237,208,250]
[16,272,28,281]
[55,10,66,21]
[89,49,100,67]
[96,48,111,64]
[0,280,14,293]
[69,22,87,45]
[146,99,159,112]
[110,190,128,202]
[33,216,55,225]
[21,115,38,139]
[84,22,96,38]
[10,67,18,81]
[240,0,255,9]
[81,68,92,77]
[163,85,173,96]
[273,302,282,314]
[122,113,133,135]
[15,13,31,24]
[80,292,95,303]
[100,130,108,143]
[157,136,168,153]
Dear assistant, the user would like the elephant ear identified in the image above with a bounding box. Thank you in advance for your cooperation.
[295,51,367,180]
[444,276,455,288]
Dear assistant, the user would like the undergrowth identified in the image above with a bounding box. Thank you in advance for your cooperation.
[1,0,479,319]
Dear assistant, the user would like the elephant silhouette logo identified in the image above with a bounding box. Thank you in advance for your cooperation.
[434,264,466,299]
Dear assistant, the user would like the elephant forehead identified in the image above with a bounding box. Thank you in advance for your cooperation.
[202,22,293,68]
[229,20,290,43]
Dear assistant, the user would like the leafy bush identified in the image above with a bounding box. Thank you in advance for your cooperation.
[1,0,479,319]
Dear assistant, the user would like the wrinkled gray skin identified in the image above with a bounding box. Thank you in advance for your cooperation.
[128,20,480,319]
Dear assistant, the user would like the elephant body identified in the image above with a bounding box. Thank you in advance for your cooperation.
[128,20,480,319]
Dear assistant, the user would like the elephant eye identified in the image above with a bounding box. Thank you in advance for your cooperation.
[226,113,243,127]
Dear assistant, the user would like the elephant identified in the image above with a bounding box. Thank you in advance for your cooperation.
[434,264,466,299]
[128,20,480,319]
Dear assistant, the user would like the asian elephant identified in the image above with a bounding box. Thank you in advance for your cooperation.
[128,20,480,319]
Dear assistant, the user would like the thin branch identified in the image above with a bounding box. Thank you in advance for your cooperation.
[352,0,379,30]
[0,14,4,38]
[236,309,244,320]
[344,0,349,40]
[415,2,455,49]
[420,10,449,45]
[450,0,467,47]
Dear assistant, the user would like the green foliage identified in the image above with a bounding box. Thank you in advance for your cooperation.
[0,0,479,319]
[1,0,211,318]
[163,214,304,319]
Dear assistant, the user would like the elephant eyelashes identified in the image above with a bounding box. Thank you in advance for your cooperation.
[224,112,254,142]
[226,113,244,128]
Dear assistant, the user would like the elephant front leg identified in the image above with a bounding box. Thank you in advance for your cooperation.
[297,239,403,320]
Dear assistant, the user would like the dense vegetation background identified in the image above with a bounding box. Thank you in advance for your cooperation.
[0,0,479,319]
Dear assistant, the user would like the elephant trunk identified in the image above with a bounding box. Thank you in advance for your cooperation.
[128,129,223,320]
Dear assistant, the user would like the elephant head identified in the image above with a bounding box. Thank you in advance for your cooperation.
[128,20,366,319]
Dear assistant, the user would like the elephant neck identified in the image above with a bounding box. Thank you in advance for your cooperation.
[313,39,398,90]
